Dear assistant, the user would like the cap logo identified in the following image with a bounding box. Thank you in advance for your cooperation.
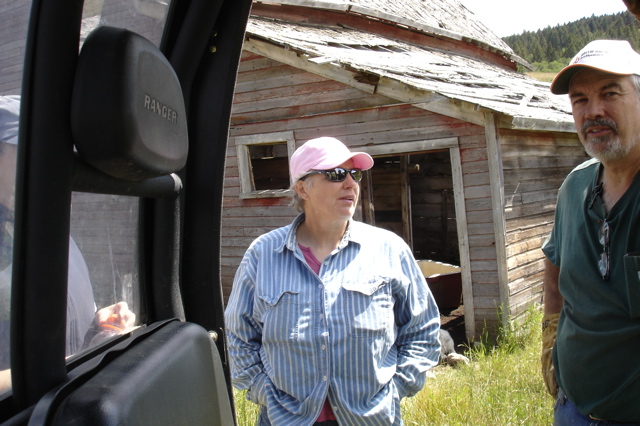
[573,49,605,64]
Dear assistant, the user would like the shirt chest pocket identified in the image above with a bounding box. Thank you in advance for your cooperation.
[342,277,393,338]
[256,288,300,345]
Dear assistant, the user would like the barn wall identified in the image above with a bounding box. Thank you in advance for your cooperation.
[499,129,586,319]
[458,132,501,329]
[222,51,503,333]
[0,0,29,95]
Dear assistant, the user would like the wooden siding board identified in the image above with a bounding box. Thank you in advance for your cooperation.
[501,130,588,318]
[233,79,355,105]
[232,96,397,125]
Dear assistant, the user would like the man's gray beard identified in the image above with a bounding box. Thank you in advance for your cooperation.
[580,118,636,162]
[584,134,636,163]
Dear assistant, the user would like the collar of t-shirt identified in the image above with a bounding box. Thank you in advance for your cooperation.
[298,243,321,275]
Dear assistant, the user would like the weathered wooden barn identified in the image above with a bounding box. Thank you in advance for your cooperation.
[1,0,592,340]
[221,0,590,340]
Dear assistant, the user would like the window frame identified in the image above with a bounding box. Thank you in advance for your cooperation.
[235,131,296,199]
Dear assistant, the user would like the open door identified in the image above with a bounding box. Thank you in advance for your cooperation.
[0,0,253,423]
[358,142,473,345]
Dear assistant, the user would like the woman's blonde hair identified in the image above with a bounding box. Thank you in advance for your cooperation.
[290,177,313,212]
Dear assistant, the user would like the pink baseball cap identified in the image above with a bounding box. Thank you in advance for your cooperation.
[551,40,640,95]
[290,137,374,182]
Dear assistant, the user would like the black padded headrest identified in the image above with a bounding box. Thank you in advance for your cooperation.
[72,26,188,181]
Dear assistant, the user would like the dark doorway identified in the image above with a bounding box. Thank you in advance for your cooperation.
[361,151,465,348]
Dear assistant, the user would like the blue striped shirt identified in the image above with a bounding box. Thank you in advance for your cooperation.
[225,214,441,425]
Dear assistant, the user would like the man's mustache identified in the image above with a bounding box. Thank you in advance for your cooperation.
[581,118,618,136]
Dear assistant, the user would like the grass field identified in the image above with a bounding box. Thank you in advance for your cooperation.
[233,307,554,425]
[526,72,557,83]
[402,308,553,425]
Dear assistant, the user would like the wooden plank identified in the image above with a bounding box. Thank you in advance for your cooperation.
[233,79,352,104]
[235,63,309,86]
[244,38,378,94]
[231,96,394,125]
[233,84,370,114]
[359,137,458,156]
[400,157,412,249]
[360,170,375,225]
[231,102,460,141]
[376,77,487,126]
[484,111,510,328]
[506,116,576,133]
[449,146,475,340]
[506,224,552,244]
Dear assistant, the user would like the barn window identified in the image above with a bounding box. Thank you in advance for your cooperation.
[235,131,296,199]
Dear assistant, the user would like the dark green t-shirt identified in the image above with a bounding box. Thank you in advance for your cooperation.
[543,158,640,422]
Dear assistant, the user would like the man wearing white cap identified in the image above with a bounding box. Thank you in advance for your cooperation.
[225,137,440,425]
[542,40,640,424]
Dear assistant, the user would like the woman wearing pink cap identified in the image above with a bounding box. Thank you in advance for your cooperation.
[225,137,441,425]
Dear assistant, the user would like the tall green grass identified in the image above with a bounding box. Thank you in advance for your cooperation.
[233,307,554,425]
[233,388,260,425]
[403,307,553,425]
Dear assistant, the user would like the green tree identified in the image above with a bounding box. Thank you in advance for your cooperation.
[503,11,640,65]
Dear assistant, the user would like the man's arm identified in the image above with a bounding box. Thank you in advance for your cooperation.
[541,257,562,397]
[543,258,563,315]
[0,369,10,393]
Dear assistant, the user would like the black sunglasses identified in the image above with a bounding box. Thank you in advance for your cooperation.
[302,167,363,182]
[598,219,610,280]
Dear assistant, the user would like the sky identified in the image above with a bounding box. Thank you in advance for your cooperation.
[461,0,630,37]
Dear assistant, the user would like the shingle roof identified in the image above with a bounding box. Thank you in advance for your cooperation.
[270,0,527,66]
[245,16,575,130]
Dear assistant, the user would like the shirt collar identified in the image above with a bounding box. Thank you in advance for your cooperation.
[279,213,364,253]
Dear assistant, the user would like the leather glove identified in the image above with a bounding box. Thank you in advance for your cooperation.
[541,313,559,397]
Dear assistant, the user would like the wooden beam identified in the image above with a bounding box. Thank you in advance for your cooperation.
[484,111,510,327]
[375,77,487,126]
[401,156,413,249]
[502,116,577,134]
[243,38,378,94]
[360,170,375,225]
[357,137,458,156]
[449,146,475,341]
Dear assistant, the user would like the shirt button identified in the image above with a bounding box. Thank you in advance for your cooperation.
[321,345,326,350]
[323,376,328,381]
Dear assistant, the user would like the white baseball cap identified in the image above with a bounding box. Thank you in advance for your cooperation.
[551,40,640,95]
[0,95,20,145]
[289,137,374,182]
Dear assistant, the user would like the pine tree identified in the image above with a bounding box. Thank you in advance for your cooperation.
[503,11,640,72]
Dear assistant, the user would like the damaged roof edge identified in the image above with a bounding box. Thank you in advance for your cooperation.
[243,36,575,132]
[506,116,577,133]
[261,0,532,70]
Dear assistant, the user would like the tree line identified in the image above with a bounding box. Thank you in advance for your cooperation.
[502,12,640,72]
